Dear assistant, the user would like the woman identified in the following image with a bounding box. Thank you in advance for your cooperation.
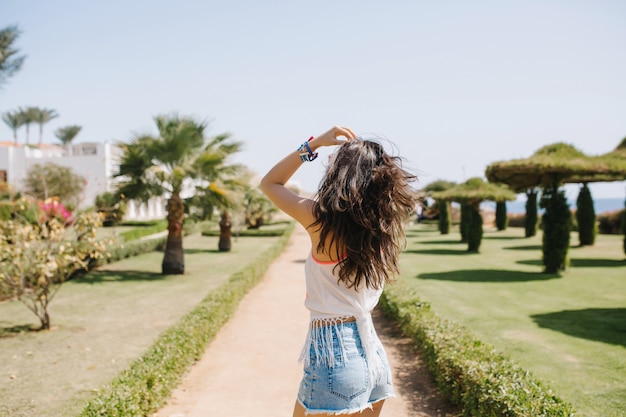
[261,126,417,416]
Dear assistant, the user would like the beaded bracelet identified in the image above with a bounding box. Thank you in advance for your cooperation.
[297,136,318,162]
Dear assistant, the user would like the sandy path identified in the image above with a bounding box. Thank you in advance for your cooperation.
[155,224,459,417]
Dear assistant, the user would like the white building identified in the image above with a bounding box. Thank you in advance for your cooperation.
[0,141,164,221]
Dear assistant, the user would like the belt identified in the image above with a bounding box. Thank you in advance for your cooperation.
[310,316,357,328]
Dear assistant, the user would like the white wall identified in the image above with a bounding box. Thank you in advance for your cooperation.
[0,142,164,220]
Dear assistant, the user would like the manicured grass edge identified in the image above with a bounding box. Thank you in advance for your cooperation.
[78,222,295,417]
[379,282,576,417]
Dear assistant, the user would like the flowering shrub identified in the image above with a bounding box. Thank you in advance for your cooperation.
[0,210,111,330]
[39,197,74,225]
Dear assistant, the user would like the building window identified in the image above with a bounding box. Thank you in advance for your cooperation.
[0,170,6,183]
[81,145,97,155]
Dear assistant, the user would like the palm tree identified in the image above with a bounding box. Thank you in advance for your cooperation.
[34,107,59,145]
[2,110,24,142]
[0,25,26,89]
[55,125,82,150]
[18,106,39,145]
[115,113,242,274]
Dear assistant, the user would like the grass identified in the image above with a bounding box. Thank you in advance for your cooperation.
[0,231,285,417]
[399,223,626,417]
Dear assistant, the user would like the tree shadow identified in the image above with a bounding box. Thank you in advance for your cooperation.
[74,270,166,284]
[531,308,626,347]
[417,269,560,282]
[503,245,543,251]
[184,248,222,254]
[418,240,465,245]
[404,249,474,256]
[483,235,526,240]
[570,258,626,268]
[517,259,626,268]
[0,324,37,338]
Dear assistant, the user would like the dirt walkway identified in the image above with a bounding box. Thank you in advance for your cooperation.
[155,224,459,417]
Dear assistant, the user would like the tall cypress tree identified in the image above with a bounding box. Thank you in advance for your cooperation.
[460,203,470,243]
[576,183,596,246]
[622,198,626,255]
[495,201,508,231]
[438,199,451,234]
[467,203,483,252]
[540,184,571,273]
[525,189,539,238]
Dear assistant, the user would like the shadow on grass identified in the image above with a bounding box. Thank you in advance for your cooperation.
[75,270,166,284]
[531,308,626,347]
[184,248,222,254]
[404,249,474,256]
[518,258,626,268]
[570,258,626,268]
[503,245,543,251]
[483,235,526,240]
[0,324,37,338]
[418,269,560,282]
[418,240,464,245]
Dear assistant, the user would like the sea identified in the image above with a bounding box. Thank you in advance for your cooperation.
[484,198,625,214]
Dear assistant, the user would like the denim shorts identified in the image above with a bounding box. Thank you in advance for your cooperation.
[297,321,395,415]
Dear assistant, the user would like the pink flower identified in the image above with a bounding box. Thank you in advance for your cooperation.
[39,198,74,225]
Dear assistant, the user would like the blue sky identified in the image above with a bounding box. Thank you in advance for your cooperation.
[1,0,625,202]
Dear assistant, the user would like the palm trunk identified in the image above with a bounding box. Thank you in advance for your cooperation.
[162,193,185,274]
[218,210,232,251]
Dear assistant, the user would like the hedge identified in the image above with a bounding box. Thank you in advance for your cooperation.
[79,222,294,416]
[379,282,575,417]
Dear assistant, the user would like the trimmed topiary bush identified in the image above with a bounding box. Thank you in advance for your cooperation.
[460,204,470,243]
[540,185,571,273]
[467,203,483,252]
[495,201,508,231]
[622,199,626,255]
[525,189,539,238]
[575,183,596,246]
[438,200,451,235]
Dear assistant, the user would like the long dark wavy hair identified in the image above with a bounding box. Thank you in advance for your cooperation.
[311,138,417,290]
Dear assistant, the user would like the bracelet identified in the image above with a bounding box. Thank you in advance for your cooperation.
[297,136,318,162]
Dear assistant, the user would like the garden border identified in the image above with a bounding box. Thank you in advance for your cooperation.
[79,222,294,416]
[379,282,576,417]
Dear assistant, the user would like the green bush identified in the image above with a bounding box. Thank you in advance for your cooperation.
[622,201,626,255]
[438,200,451,235]
[467,204,483,252]
[379,283,575,417]
[525,190,539,238]
[597,209,625,234]
[507,213,526,228]
[575,184,596,246]
[496,201,508,231]
[460,204,470,243]
[540,185,571,273]
[79,223,294,416]
[119,220,167,242]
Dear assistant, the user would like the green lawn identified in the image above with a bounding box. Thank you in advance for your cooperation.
[400,223,626,417]
[0,232,283,417]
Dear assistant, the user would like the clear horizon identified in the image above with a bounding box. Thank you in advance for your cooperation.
[1,1,625,200]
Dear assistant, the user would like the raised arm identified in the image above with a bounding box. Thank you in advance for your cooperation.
[260,126,356,228]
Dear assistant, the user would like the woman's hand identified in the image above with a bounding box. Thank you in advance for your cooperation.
[309,126,357,150]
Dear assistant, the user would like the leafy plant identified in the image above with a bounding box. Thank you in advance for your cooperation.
[380,282,576,417]
[0,209,110,329]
